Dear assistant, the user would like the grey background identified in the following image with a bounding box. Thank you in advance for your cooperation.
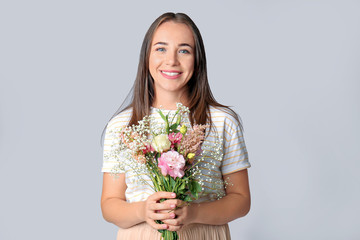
[1,0,359,239]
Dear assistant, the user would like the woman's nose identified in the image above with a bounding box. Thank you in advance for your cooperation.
[165,51,179,66]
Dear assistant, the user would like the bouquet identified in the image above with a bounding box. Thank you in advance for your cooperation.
[106,103,209,240]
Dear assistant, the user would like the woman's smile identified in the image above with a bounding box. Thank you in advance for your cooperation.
[160,70,183,79]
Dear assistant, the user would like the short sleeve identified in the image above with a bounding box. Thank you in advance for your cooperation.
[101,112,131,173]
[220,116,251,175]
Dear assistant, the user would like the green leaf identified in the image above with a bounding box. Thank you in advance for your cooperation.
[194,181,202,193]
[179,181,186,191]
[158,110,167,122]
[160,175,168,191]
[190,184,197,198]
[176,114,181,125]
[189,180,194,190]
[165,116,169,133]
[164,175,171,191]
[183,195,192,202]
[178,189,186,195]
[189,181,202,199]
[169,123,178,131]
[170,176,176,189]
[180,189,187,195]
[177,181,186,194]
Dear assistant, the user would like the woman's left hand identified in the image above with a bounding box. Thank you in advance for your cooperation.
[159,199,197,232]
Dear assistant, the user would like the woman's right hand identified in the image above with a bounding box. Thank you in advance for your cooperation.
[143,191,178,230]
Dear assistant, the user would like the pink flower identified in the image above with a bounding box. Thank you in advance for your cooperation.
[168,132,183,148]
[142,143,154,154]
[158,150,185,178]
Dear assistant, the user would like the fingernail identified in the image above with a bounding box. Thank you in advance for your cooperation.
[171,193,176,197]
[163,224,168,229]
[170,213,175,218]
[171,204,176,208]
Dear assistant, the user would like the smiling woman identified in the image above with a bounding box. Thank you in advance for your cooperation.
[100,12,251,240]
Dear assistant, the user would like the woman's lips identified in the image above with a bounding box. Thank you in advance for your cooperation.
[160,70,183,79]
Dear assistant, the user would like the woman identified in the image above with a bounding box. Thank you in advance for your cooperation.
[101,12,251,239]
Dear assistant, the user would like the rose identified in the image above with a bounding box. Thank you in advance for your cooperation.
[151,134,171,153]
[158,150,185,178]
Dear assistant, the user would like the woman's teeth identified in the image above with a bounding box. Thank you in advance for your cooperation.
[161,71,180,76]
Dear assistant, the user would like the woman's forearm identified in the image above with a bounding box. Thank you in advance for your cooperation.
[101,191,250,228]
[101,197,145,229]
[191,192,251,225]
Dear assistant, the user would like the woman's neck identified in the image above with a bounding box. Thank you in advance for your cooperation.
[152,90,189,110]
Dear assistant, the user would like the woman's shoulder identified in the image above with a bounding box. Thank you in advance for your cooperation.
[209,105,241,129]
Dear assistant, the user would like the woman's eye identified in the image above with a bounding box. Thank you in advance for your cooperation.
[179,49,190,54]
[155,47,165,52]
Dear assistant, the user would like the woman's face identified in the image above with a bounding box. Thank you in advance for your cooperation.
[149,21,195,96]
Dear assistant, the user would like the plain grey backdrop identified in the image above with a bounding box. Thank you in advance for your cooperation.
[1,0,359,239]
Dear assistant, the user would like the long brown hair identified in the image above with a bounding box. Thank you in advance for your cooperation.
[102,12,242,144]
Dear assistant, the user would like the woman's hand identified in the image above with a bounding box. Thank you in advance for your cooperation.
[143,191,178,230]
[160,199,197,232]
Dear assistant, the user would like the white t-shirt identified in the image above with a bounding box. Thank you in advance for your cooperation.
[102,106,251,203]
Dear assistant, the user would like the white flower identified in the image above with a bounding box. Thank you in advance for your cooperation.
[151,134,171,153]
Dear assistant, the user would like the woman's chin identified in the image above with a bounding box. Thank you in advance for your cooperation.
[155,83,188,94]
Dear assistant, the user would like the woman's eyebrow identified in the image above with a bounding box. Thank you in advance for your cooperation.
[153,41,168,46]
[153,42,193,49]
[178,43,193,49]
